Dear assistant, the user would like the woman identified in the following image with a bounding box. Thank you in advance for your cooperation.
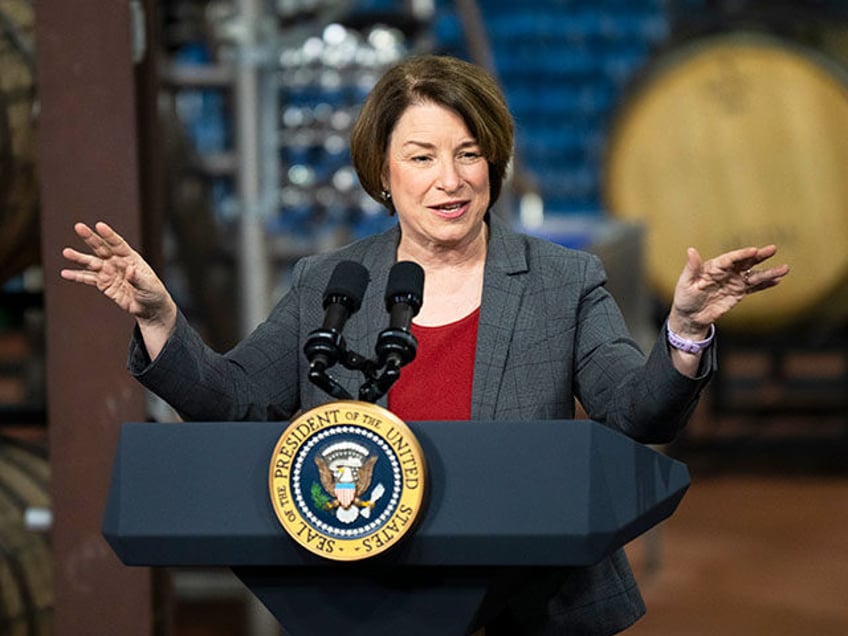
[62,55,788,634]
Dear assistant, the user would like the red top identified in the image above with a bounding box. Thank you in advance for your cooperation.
[388,307,480,421]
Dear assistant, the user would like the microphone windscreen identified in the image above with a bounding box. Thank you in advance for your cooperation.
[323,261,369,312]
[385,261,424,311]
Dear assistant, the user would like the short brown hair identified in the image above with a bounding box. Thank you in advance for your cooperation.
[350,55,514,213]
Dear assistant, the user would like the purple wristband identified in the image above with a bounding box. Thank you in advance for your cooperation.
[667,323,715,354]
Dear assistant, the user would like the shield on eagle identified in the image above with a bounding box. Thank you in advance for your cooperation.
[315,441,379,523]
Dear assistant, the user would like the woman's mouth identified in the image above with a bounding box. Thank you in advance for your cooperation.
[431,201,468,218]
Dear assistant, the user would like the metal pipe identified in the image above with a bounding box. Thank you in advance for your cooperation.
[235,0,271,335]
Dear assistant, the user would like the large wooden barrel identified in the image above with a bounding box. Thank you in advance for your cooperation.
[0,0,39,284]
[604,32,848,331]
[0,438,52,635]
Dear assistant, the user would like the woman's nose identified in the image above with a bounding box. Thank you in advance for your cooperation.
[436,160,462,192]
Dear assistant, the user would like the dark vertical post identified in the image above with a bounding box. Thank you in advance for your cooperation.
[35,1,153,634]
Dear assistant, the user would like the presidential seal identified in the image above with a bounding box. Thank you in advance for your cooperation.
[269,401,427,561]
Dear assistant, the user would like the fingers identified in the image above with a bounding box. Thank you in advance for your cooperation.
[63,221,126,287]
[61,246,99,267]
[743,244,781,268]
[72,222,94,239]
[94,221,130,251]
[708,245,760,273]
[71,220,132,259]
[60,252,102,286]
[60,243,103,283]
[685,246,702,271]
[59,268,100,286]
[59,247,103,285]
[753,244,778,259]
[707,244,787,278]
[675,247,702,288]
[71,221,109,258]
[741,245,782,278]
[742,262,790,293]
[732,245,788,288]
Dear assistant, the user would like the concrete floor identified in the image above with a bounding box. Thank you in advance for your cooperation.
[624,446,848,636]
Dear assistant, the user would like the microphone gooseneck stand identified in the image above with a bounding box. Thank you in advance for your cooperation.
[304,260,424,403]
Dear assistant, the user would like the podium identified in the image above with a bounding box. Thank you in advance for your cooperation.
[103,419,689,635]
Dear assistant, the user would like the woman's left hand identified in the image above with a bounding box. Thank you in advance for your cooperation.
[668,244,790,337]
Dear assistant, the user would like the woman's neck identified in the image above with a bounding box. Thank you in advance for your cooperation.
[396,222,488,271]
[397,224,489,326]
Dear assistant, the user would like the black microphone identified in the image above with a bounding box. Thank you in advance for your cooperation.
[376,261,424,368]
[304,260,369,374]
[322,260,369,331]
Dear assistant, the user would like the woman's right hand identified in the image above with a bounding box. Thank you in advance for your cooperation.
[62,221,177,356]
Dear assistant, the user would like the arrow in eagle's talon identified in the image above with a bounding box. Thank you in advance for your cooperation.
[360,483,386,519]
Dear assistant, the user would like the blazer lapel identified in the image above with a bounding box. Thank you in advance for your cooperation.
[472,217,528,420]
[341,218,527,418]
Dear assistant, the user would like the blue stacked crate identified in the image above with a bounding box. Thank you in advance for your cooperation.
[273,15,411,245]
[432,1,669,218]
[170,1,414,251]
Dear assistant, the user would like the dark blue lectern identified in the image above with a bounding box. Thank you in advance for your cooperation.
[103,419,689,635]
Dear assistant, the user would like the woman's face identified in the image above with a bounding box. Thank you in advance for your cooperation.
[384,101,490,252]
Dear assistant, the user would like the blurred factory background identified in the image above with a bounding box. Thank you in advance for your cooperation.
[1,0,847,634]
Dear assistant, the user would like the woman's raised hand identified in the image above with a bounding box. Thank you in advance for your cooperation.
[669,244,790,336]
[62,222,177,356]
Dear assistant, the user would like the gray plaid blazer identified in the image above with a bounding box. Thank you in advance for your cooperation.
[131,214,713,634]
